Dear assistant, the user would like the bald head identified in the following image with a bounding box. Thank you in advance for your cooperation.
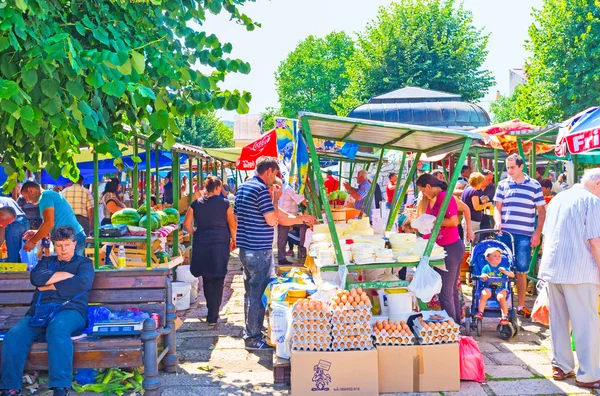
[357,170,368,183]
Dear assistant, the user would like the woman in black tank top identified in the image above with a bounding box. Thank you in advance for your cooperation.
[183,177,237,325]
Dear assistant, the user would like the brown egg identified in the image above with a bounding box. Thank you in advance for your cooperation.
[341,295,348,303]
[347,295,355,304]
[351,302,357,308]
[343,290,350,296]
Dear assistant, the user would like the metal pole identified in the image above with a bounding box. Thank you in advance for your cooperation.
[386,153,421,232]
[133,140,139,207]
[385,151,407,231]
[303,118,345,265]
[172,152,180,256]
[93,151,99,269]
[531,142,537,179]
[494,149,499,187]
[145,139,152,269]
[189,158,194,246]
[361,149,385,218]
[517,139,529,175]
[221,161,225,181]
[200,159,204,186]
[423,138,473,258]
[474,148,482,172]
[155,145,159,200]
[338,160,343,191]
[441,159,448,181]
[196,158,201,189]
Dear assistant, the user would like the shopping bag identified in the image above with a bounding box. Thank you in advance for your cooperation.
[19,242,39,270]
[459,336,485,382]
[531,280,549,327]
[407,257,442,303]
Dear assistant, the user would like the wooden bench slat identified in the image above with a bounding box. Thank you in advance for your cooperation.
[92,275,166,289]
[90,289,166,304]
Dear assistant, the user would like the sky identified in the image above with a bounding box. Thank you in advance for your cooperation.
[198,0,544,121]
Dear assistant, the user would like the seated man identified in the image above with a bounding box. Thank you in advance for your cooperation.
[1,226,95,396]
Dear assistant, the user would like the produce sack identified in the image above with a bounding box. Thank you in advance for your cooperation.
[407,256,442,303]
[459,336,485,382]
[531,280,550,327]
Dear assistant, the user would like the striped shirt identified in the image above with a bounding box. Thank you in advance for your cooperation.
[354,180,371,212]
[494,175,545,236]
[538,184,600,284]
[234,176,275,250]
[61,184,93,218]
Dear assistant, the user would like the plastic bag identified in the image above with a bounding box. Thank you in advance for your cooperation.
[411,214,436,235]
[407,257,442,303]
[270,302,291,359]
[531,280,550,327]
[20,242,39,270]
[459,336,485,382]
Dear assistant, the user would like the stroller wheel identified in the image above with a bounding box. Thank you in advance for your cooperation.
[511,308,520,336]
[465,317,472,336]
[476,318,483,337]
[497,322,515,340]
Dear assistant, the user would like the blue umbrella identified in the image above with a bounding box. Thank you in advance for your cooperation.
[556,107,600,156]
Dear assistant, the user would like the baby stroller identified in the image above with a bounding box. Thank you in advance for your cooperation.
[465,230,519,340]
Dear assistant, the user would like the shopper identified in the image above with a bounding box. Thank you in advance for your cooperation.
[386,173,398,210]
[0,198,28,262]
[456,165,472,190]
[415,173,472,323]
[538,168,600,388]
[1,226,94,396]
[493,153,546,318]
[234,156,279,350]
[323,170,339,194]
[183,176,236,326]
[163,172,174,205]
[100,178,126,226]
[20,181,87,256]
[557,173,569,190]
[277,181,309,264]
[479,169,495,231]
[61,176,94,236]
[461,172,493,239]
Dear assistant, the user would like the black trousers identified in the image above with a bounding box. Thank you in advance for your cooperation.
[203,276,225,323]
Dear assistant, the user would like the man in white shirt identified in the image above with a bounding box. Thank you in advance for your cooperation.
[538,168,600,388]
[277,182,308,264]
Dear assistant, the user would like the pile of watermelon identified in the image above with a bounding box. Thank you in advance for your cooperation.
[112,206,181,232]
[328,190,348,206]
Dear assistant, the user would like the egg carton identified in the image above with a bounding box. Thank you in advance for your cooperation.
[373,335,415,345]
[332,333,372,343]
[331,324,373,337]
[331,312,372,324]
[292,320,332,332]
[412,321,460,338]
[331,302,372,312]
[292,310,332,321]
[292,342,331,352]
[330,339,373,351]
[292,333,333,344]
[373,329,414,339]
[416,333,458,345]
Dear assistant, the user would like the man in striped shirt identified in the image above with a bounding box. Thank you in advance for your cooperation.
[538,168,600,388]
[234,157,280,351]
[493,154,546,318]
[343,170,371,215]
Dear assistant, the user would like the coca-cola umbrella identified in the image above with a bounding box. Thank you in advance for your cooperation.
[555,107,600,156]
[235,129,279,170]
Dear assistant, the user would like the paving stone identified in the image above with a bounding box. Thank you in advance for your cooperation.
[487,378,595,395]
[486,364,534,379]
[178,349,215,363]
[498,342,543,352]
[483,354,495,366]
[446,381,488,396]
[215,336,246,349]
[181,336,219,350]
[527,364,554,378]
[488,351,550,366]
[477,341,500,353]
[160,371,216,387]
[219,371,274,387]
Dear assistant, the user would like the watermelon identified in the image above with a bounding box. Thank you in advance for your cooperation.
[111,208,141,227]
[162,207,180,225]
[155,210,169,226]
[155,251,171,264]
[139,213,161,231]
[137,205,154,216]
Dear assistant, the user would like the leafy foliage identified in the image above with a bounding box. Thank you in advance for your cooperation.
[333,0,494,115]
[177,113,233,148]
[0,0,257,190]
[275,32,355,118]
[490,1,600,125]
[259,106,282,131]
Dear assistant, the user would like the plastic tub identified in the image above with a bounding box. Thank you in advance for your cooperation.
[172,281,192,310]
[185,279,199,304]
[176,265,196,282]
[384,288,413,315]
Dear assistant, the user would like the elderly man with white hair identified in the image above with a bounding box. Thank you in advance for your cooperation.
[343,169,372,215]
[538,167,600,389]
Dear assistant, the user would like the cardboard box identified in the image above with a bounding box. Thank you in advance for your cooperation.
[377,343,460,393]
[291,349,379,395]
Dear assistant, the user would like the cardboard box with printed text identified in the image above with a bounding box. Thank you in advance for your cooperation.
[377,343,460,393]
[291,349,378,395]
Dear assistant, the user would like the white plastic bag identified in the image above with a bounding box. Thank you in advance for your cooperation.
[19,242,39,270]
[411,214,436,235]
[407,256,442,303]
[270,302,291,359]
[333,264,348,289]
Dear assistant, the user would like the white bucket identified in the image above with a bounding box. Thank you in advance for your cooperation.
[172,281,192,311]
[185,279,199,304]
[176,265,196,282]
[385,289,414,315]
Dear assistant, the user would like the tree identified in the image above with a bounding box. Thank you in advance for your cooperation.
[0,0,257,191]
[259,106,282,131]
[177,113,234,148]
[333,0,494,115]
[275,31,355,118]
[490,1,600,125]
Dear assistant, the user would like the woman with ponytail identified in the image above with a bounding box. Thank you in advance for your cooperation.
[183,176,237,326]
[415,173,473,324]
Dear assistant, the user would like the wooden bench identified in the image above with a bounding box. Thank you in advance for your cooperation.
[0,269,178,395]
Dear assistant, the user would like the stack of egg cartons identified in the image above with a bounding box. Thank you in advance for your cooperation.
[329,288,373,351]
[412,316,460,344]
[291,299,333,351]
[373,319,416,345]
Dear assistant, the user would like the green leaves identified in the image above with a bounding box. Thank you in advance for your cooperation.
[41,78,59,97]
[92,27,110,46]
[149,109,169,130]
[131,50,145,74]
[102,81,126,97]
[20,105,34,121]
[22,69,38,90]
[0,79,19,99]
[66,80,85,99]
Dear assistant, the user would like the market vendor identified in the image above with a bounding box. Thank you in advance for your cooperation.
[0,226,94,396]
[415,173,474,324]
[0,198,28,262]
[343,170,371,215]
[277,179,314,265]
[20,181,87,256]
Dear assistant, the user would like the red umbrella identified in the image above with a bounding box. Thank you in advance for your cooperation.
[474,119,539,136]
[236,129,279,170]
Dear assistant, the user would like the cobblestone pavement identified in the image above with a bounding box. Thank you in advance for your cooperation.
[163,251,597,396]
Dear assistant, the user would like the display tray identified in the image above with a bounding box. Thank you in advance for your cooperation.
[319,260,445,272]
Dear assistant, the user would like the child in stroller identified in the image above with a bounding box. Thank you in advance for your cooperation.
[466,231,520,339]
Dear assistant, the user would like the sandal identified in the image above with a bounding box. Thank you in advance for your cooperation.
[474,312,483,319]
[499,318,509,325]
[576,380,600,389]
[553,366,575,381]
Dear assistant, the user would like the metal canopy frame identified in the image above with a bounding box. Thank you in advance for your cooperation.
[299,112,474,288]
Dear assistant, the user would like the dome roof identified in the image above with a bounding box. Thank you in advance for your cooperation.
[348,86,491,129]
